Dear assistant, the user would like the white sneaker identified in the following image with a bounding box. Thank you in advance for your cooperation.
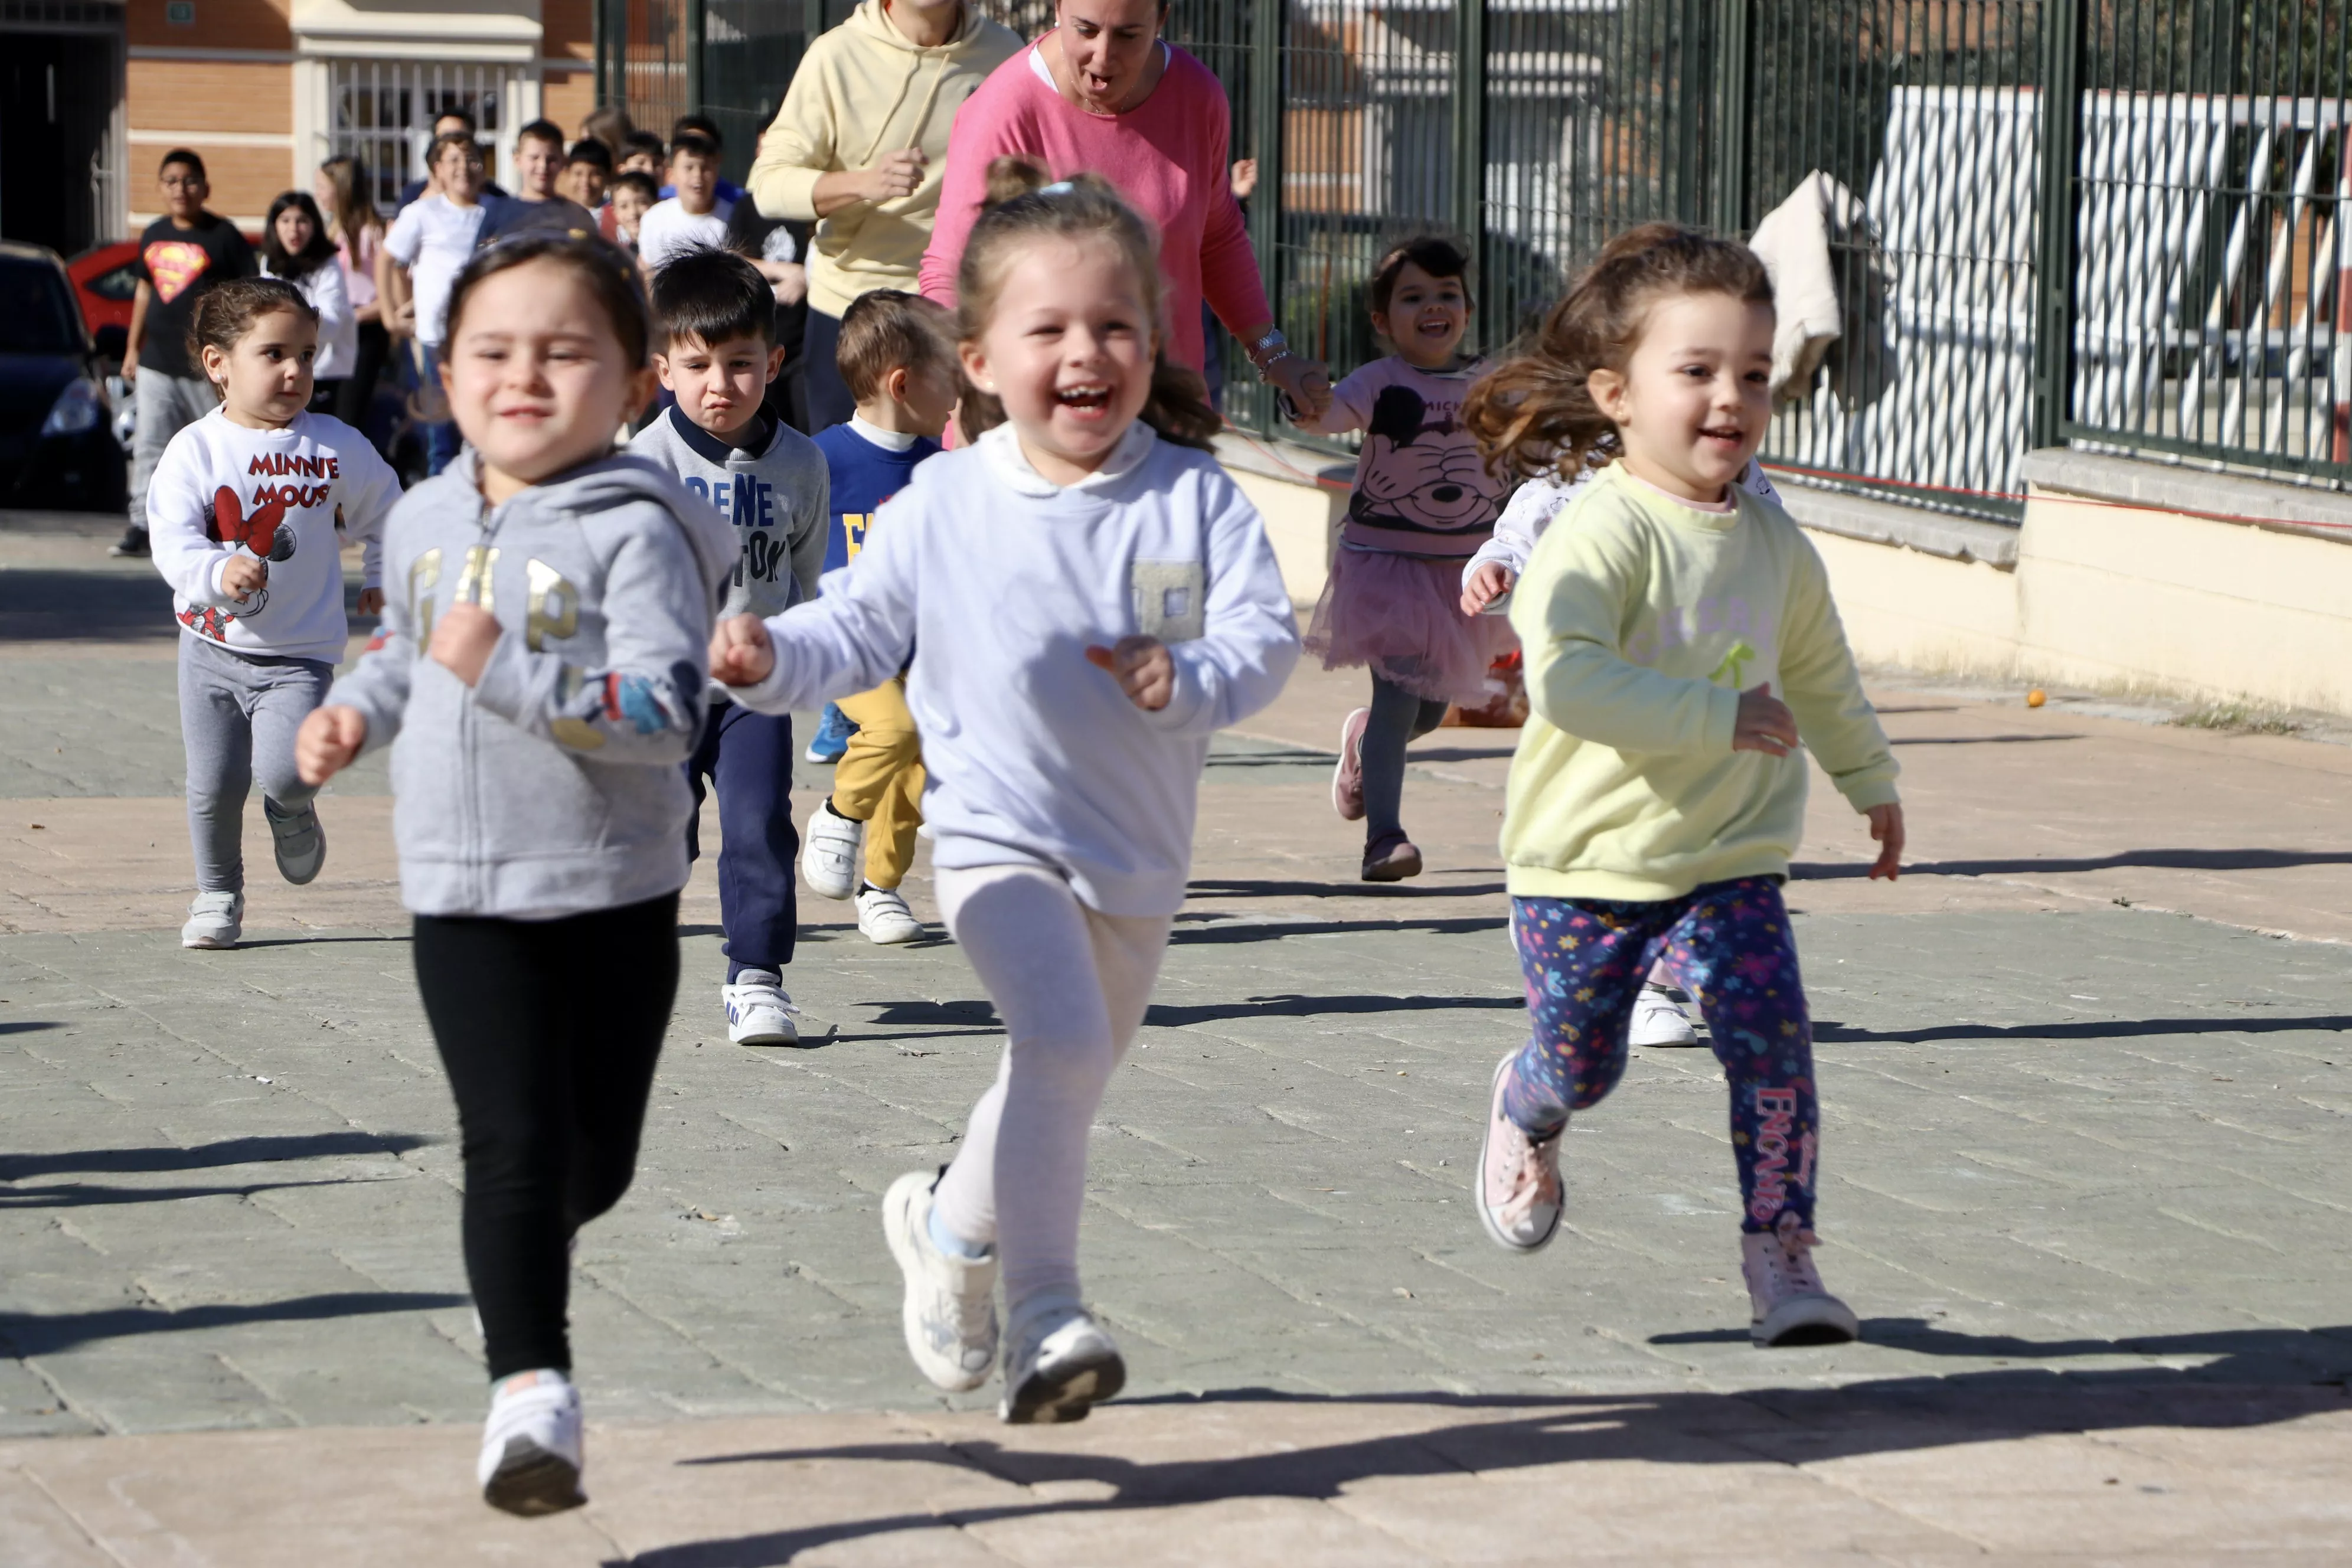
[1629,984,1700,1047]
[721,970,800,1046]
[476,1368,584,1516]
[1742,1220,1860,1347]
[263,798,326,886]
[882,1170,999,1393]
[856,886,925,945]
[800,805,863,900]
[1000,1294,1124,1425]
[1475,1051,1562,1252]
[180,891,244,950]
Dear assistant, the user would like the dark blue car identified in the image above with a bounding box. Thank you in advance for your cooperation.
[0,240,126,510]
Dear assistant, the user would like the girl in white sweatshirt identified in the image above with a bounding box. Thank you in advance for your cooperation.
[146,276,397,949]
[711,164,1299,1424]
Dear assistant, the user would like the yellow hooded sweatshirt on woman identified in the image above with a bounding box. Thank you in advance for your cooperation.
[746,0,1020,319]
[1501,464,1899,903]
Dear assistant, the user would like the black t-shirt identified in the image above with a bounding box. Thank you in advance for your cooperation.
[724,204,811,364]
[132,213,257,378]
[476,194,602,246]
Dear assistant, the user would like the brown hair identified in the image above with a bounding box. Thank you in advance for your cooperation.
[442,236,652,369]
[428,129,481,174]
[1464,223,1773,483]
[318,155,381,247]
[1367,233,1473,321]
[835,289,955,404]
[952,156,1220,450]
[188,277,316,400]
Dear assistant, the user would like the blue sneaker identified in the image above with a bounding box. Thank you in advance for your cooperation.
[804,702,857,764]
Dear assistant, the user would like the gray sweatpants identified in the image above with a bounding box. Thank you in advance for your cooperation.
[178,633,332,894]
[130,370,218,532]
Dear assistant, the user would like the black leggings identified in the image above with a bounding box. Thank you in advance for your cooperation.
[332,321,391,432]
[413,893,680,1379]
[1363,674,1450,844]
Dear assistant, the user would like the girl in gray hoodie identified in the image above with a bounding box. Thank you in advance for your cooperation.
[296,238,734,1518]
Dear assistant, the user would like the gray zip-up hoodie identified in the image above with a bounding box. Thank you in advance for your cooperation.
[328,450,736,918]
[629,404,829,619]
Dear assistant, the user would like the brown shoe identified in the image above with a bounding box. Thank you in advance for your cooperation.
[1361,834,1423,882]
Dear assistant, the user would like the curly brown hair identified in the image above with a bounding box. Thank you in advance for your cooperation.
[952,156,1221,450]
[1464,223,1773,484]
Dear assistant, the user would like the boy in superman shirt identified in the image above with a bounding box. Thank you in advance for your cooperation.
[798,290,956,945]
[632,247,828,1044]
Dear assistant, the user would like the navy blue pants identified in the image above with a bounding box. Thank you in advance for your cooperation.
[684,699,798,981]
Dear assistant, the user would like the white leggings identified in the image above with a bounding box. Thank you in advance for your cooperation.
[930,864,1170,1313]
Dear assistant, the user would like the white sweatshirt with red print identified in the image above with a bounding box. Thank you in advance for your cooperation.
[147,406,400,662]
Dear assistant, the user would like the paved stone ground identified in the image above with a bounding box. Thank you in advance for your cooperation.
[1,514,2347,1562]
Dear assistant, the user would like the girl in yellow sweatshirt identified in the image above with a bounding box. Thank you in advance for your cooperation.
[1459,224,1904,1347]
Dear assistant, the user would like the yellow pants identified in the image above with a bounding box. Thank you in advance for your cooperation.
[831,676,925,891]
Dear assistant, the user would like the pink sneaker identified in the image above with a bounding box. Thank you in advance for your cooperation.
[1332,707,1370,821]
[1475,1052,1562,1252]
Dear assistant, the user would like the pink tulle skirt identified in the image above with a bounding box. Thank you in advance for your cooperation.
[1305,548,1519,706]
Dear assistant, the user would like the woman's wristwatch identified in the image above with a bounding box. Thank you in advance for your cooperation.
[1244,326,1296,375]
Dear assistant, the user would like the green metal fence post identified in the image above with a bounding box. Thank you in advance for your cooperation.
[1452,0,1488,344]
[685,0,705,116]
[2030,0,2085,453]
[1248,0,1282,331]
[1709,0,1749,237]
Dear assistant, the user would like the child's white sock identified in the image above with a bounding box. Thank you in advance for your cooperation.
[929,1201,992,1260]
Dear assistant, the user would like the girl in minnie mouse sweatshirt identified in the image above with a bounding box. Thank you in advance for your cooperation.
[146,275,398,950]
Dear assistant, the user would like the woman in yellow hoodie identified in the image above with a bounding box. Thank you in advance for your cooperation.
[747,0,1021,427]
[1459,225,1906,1348]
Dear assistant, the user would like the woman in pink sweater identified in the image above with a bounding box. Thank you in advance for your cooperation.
[919,0,1330,417]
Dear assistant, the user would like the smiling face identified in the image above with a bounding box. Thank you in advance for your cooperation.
[656,331,782,444]
[1371,260,1469,370]
[205,307,317,429]
[1054,0,1165,112]
[1587,290,1774,504]
[443,257,656,499]
[961,236,1157,484]
[516,134,563,200]
[434,138,484,205]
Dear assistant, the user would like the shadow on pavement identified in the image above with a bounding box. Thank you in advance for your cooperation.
[0,569,178,644]
[1648,1320,2352,1380]
[0,1131,432,1179]
[627,1344,2351,1567]
[1170,913,1507,945]
[1190,877,1508,901]
[0,1177,391,1210]
[0,1291,468,1355]
[1794,847,2352,878]
[1144,993,1524,1027]
[1816,1013,2352,1044]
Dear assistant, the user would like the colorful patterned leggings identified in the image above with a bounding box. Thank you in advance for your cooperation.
[1501,877,1819,1234]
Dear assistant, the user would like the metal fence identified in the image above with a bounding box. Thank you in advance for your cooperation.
[616,0,2349,509]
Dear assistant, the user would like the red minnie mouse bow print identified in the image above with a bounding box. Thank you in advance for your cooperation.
[210,486,290,559]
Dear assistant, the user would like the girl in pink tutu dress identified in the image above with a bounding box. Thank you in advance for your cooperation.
[1296,235,1513,881]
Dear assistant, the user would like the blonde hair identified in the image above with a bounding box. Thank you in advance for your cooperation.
[952,156,1220,449]
[1464,223,1773,483]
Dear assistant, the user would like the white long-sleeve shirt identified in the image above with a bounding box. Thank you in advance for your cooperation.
[729,422,1301,915]
[147,406,398,662]
[1468,457,1782,611]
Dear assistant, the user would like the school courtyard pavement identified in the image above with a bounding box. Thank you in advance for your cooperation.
[1,510,2347,1564]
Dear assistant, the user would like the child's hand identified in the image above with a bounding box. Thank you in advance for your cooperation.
[708,615,776,687]
[1460,563,1515,616]
[354,587,385,617]
[1866,802,1905,880]
[296,705,367,785]
[1085,636,1175,711]
[220,556,267,599]
[427,601,501,687]
[1732,682,1798,756]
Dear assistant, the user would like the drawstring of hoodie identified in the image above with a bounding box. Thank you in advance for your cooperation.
[850,1,961,175]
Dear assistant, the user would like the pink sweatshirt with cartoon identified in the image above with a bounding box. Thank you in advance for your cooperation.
[1296,356,1505,558]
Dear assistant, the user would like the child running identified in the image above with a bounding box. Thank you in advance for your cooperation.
[1458,224,1903,1347]
[710,165,1298,1422]
[1293,235,1513,881]
[798,289,958,946]
[631,246,829,1046]
[295,237,735,1514]
[148,276,398,949]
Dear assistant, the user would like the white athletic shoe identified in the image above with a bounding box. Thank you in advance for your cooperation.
[800,805,863,900]
[1476,1051,1562,1252]
[1001,1294,1125,1425]
[477,1368,585,1516]
[263,798,326,886]
[882,1170,999,1393]
[855,886,925,945]
[721,970,800,1046]
[1742,1221,1860,1347]
[1629,984,1700,1047]
[180,891,244,950]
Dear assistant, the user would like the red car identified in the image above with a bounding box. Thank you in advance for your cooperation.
[70,231,265,362]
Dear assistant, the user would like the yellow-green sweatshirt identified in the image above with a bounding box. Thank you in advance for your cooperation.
[745,0,1020,319]
[1502,465,1899,902]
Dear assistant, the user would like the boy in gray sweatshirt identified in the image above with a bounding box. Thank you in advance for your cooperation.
[632,246,829,1046]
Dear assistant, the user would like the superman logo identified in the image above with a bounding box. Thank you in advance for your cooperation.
[144,239,212,304]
